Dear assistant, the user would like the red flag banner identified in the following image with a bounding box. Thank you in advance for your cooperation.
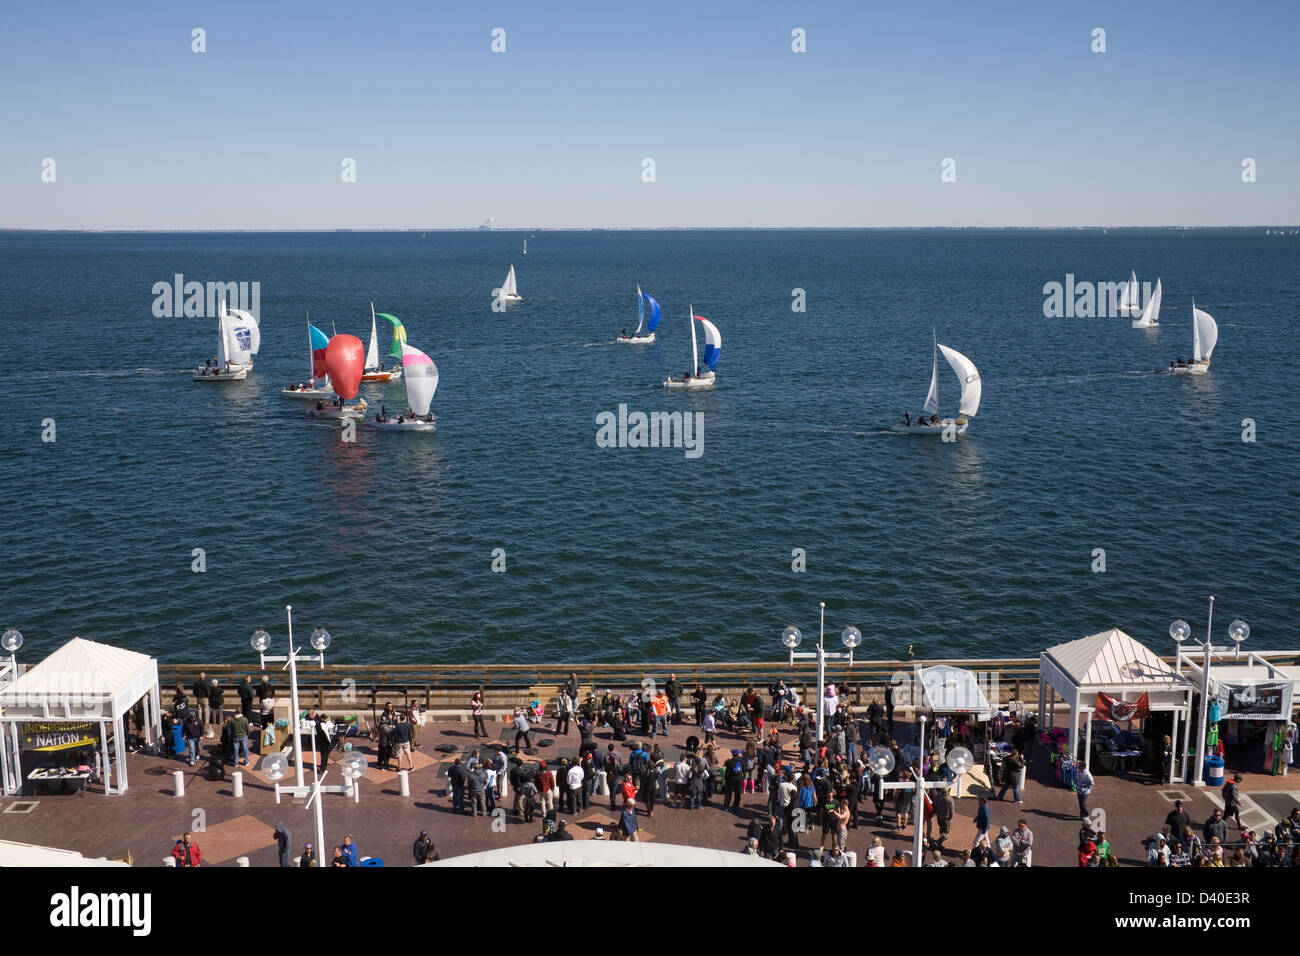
[1095,692,1150,722]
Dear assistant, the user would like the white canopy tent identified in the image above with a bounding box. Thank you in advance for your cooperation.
[0,839,128,867]
[0,638,160,796]
[1038,628,1193,781]
[919,664,993,719]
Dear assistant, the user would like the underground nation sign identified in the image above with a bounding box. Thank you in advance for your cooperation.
[21,721,101,752]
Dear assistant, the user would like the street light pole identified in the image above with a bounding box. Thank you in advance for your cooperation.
[1192,596,1215,787]
[286,606,305,790]
[817,602,826,745]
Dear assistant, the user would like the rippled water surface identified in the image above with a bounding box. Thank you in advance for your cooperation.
[1,229,1296,664]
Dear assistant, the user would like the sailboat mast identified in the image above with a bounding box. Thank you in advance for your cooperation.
[689,305,699,377]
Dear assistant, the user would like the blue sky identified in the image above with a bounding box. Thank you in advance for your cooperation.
[2,0,1297,228]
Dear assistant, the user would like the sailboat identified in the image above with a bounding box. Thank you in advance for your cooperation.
[220,299,260,371]
[1169,300,1218,374]
[497,265,521,303]
[368,344,439,431]
[663,307,720,388]
[523,238,527,255]
[1117,270,1141,317]
[281,318,335,398]
[361,304,405,382]
[891,333,981,435]
[193,300,252,381]
[618,286,661,344]
[1131,278,1162,329]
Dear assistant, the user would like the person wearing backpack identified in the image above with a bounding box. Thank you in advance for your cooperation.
[724,750,745,812]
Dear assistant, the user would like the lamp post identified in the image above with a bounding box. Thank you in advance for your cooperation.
[1172,596,1249,787]
[250,605,333,794]
[868,731,972,867]
[0,629,22,796]
[0,628,21,684]
[782,602,861,745]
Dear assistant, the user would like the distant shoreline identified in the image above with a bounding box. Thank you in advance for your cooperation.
[2,226,1297,234]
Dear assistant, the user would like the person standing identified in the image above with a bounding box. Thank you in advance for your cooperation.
[182,710,202,766]
[566,758,585,814]
[512,709,533,751]
[208,680,226,737]
[191,672,212,734]
[340,834,360,867]
[468,762,489,817]
[536,762,555,818]
[1012,818,1034,867]
[273,821,291,868]
[640,763,658,817]
[1075,762,1095,821]
[1203,808,1228,844]
[392,713,414,771]
[171,832,202,868]
[723,750,744,813]
[470,691,486,738]
[257,675,276,728]
[299,843,318,867]
[933,783,954,847]
[884,681,895,733]
[1165,799,1191,838]
[447,756,469,814]
[314,713,335,776]
[997,749,1025,803]
[413,829,435,865]
[692,684,708,726]
[555,688,572,736]
[665,673,683,724]
[230,710,251,766]
[237,676,256,721]
[652,689,670,738]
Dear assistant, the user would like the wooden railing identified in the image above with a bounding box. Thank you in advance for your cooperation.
[158,652,1300,714]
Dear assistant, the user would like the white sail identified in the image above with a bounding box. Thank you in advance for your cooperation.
[228,308,260,355]
[365,302,380,371]
[689,304,699,376]
[1118,270,1138,312]
[216,312,231,367]
[502,265,518,297]
[923,333,939,415]
[1192,301,1218,362]
[634,285,645,335]
[400,343,439,416]
[1133,278,1162,328]
[938,344,981,417]
[222,313,255,365]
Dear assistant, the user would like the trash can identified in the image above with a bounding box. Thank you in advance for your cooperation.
[1205,754,1225,787]
[171,724,185,757]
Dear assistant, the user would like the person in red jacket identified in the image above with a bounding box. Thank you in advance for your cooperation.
[536,762,555,818]
[172,832,202,868]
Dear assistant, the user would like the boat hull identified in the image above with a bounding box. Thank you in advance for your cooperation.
[1132,319,1158,329]
[308,404,367,419]
[664,372,715,389]
[281,388,334,399]
[618,333,656,344]
[361,369,403,382]
[367,417,436,432]
[1170,363,1209,375]
[890,419,968,435]
[193,368,247,381]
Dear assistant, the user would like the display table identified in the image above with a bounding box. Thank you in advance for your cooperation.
[28,767,90,794]
[1090,749,1143,775]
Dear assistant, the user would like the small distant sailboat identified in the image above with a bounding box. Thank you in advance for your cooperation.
[663,307,720,388]
[368,344,439,431]
[193,300,253,381]
[1169,300,1218,375]
[496,265,522,303]
[891,333,981,435]
[361,304,405,382]
[618,286,661,344]
[1117,270,1141,317]
[1131,278,1162,329]
[281,318,335,398]
[523,238,527,255]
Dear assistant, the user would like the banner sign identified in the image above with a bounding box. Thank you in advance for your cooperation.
[20,721,101,752]
[1218,682,1292,721]
[1095,692,1150,722]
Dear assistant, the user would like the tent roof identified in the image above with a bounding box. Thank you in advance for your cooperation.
[0,637,158,720]
[1042,627,1183,689]
[423,840,783,868]
[0,839,128,867]
[919,664,992,717]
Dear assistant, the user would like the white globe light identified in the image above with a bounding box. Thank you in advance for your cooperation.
[1,628,23,653]
[341,752,369,780]
[781,626,802,649]
[1169,620,1190,643]
[841,626,862,650]
[1228,619,1249,643]
[250,629,271,653]
[946,746,975,776]
[262,753,289,781]
[310,628,332,652]
[866,746,895,775]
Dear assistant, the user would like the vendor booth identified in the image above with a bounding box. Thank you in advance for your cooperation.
[1175,654,1299,778]
[917,664,1000,788]
[1038,628,1193,783]
[0,637,160,796]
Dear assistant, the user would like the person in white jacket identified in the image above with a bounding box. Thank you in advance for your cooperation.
[1011,819,1034,867]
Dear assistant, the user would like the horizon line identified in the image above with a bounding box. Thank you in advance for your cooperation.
[4,225,1299,234]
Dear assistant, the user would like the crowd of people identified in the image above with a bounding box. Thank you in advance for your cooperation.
[1143,792,1300,867]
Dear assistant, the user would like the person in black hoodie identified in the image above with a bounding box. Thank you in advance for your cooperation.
[208,680,225,736]
[447,757,469,814]
[639,765,658,817]
[759,814,783,859]
[237,676,256,720]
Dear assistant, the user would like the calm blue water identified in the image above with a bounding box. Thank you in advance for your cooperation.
[1,229,1297,665]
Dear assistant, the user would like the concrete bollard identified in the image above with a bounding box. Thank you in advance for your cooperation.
[596,770,609,796]
[398,770,410,797]
[232,771,243,798]
[236,856,249,867]
[844,851,859,868]
[172,770,185,797]
[1019,766,1027,793]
